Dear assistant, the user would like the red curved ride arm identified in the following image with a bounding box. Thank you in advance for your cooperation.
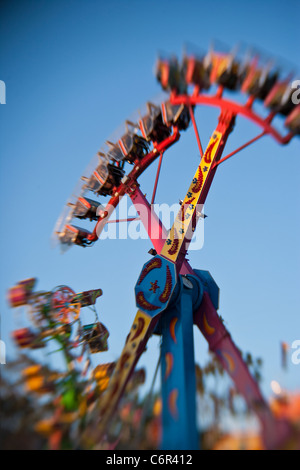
[170,92,294,145]
[87,128,180,243]
[194,293,291,450]
[130,185,293,450]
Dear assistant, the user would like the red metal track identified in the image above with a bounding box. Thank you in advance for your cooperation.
[170,92,294,145]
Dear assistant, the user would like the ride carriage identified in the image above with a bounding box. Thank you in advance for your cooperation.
[79,322,109,354]
[57,224,92,246]
[69,196,104,222]
[12,327,45,349]
[139,102,171,144]
[118,121,150,164]
[22,364,59,394]
[8,278,36,308]
[83,151,124,197]
[72,288,103,307]
[240,57,279,100]
[203,50,241,91]
[264,79,297,116]
[285,105,300,134]
[93,361,116,392]
[182,52,211,90]
[155,56,187,94]
[161,100,190,130]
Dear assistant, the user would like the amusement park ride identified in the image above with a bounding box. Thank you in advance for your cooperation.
[8,43,300,450]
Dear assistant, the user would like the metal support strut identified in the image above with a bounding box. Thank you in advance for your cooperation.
[159,274,203,450]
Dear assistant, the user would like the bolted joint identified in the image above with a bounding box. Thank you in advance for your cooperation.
[193,269,220,310]
[164,273,204,312]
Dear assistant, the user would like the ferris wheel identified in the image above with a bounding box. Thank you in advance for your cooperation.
[52,42,300,450]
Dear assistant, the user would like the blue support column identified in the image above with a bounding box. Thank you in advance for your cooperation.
[160,276,202,450]
[134,256,204,450]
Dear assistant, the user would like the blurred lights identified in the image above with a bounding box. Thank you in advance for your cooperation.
[270,380,282,395]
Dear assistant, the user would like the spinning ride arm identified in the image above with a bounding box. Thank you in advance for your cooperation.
[96,310,160,438]
[159,110,235,271]
[87,127,181,244]
[194,292,291,449]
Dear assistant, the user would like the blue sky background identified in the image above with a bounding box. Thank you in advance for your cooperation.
[0,0,299,431]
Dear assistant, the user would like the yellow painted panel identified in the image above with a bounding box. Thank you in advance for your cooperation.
[161,131,222,262]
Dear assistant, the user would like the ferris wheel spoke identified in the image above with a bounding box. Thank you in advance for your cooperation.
[96,309,160,437]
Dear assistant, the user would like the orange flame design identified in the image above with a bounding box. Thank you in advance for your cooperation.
[168,389,179,420]
[169,317,178,343]
[164,352,174,381]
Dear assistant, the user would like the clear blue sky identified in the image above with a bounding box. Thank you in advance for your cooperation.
[0,0,299,421]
